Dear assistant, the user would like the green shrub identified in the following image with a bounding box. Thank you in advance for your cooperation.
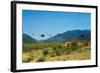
[82,41,89,46]
[43,50,49,55]
[37,56,46,62]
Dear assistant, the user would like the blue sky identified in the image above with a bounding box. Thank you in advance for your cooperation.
[22,10,91,40]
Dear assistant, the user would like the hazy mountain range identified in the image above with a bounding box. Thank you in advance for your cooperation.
[23,30,91,43]
[23,33,37,43]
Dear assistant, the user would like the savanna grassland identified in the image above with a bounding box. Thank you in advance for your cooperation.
[22,40,91,63]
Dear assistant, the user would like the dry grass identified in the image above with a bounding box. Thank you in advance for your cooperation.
[46,50,90,61]
[22,40,91,63]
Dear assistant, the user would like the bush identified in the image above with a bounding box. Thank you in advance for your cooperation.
[43,50,49,55]
[52,45,72,56]
[82,41,89,46]
[37,56,45,62]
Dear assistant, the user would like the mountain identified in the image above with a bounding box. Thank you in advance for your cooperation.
[23,33,37,43]
[45,30,90,42]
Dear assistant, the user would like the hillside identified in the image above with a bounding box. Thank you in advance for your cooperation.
[45,30,90,42]
[23,33,37,43]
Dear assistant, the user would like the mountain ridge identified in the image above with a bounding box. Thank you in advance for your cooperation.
[23,33,37,43]
[44,29,90,42]
[23,29,91,43]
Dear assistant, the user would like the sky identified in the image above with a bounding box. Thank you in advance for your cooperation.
[22,10,91,40]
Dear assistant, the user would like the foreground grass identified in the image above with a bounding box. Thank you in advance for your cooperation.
[22,40,91,63]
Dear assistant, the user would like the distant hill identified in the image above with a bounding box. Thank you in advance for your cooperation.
[44,30,90,42]
[23,33,37,43]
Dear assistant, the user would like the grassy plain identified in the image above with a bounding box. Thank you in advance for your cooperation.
[22,40,91,63]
